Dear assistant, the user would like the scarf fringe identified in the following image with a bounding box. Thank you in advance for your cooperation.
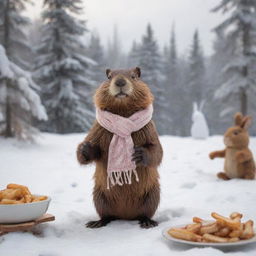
[107,169,139,189]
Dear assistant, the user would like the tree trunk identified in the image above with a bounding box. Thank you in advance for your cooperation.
[3,0,13,137]
[241,17,250,115]
[5,94,12,137]
[240,87,247,115]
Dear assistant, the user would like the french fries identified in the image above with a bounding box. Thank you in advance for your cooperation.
[230,212,243,220]
[211,212,241,229]
[241,220,254,239]
[185,223,201,233]
[229,229,242,238]
[168,228,202,242]
[200,222,219,235]
[193,217,203,223]
[214,227,230,237]
[168,212,255,243]
[7,183,31,196]
[203,233,229,243]
[0,184,47,205]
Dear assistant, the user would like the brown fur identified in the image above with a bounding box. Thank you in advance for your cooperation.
[77,68,163,225]
[209,113,255,180]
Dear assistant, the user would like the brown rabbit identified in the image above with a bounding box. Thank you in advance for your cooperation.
[209,113,255,180]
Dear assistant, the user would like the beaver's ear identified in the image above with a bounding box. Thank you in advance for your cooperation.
[134,67,141,78]
[106,69,111,79]
[241,116,252,130]
[234,112,243,126]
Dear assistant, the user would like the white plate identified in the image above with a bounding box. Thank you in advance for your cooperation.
[163,225,256,248]
[0,195,51,224]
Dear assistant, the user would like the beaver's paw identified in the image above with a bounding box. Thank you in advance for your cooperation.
[209,152,216,160]
[86,216,116,228]
[138,217,158,229]
[132,146,149,166]
[81,142,101,162]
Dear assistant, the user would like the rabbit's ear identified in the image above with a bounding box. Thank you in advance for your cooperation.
[193,102,198,112]
[199,100,205,111]
[234,112,243,126]
[241,116,252,130]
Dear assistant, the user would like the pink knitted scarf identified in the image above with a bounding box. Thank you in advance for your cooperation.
[96,104,153,189]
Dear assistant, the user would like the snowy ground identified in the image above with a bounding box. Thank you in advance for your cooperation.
[0,133,256,256]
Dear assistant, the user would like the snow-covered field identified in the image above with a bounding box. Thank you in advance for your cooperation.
[1,133,256,256]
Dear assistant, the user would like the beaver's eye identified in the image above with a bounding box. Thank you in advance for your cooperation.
[131,74,136,80]
[233,131,239,135]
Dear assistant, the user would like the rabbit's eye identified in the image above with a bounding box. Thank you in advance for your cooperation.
[233,131,239,135]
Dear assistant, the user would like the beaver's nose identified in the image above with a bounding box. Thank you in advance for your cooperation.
[115,78,126,87]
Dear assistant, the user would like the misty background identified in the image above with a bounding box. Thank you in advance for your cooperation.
[25,0,221,55]
[0,0,256,140]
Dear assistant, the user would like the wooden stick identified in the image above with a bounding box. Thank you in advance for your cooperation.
[0,214,55,235]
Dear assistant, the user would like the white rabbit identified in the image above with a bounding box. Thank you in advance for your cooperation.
[191,101,209,139]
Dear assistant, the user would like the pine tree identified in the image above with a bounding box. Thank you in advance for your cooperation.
[128,40,140,67]
[212,0,256,115]
[188,30,206,105]
[136,24,167,134]
[178,56,192,136]
[206,32,235,134]
[169,25,178,88]
[35,0,96,133]
[163,25,182,135]
[106,25,124,68]
[0,0,47,139]
[84,32,105,117]
[87,32,106,84]
[28,19,43,48]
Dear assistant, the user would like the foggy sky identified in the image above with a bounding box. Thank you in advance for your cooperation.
[25,0,223,56]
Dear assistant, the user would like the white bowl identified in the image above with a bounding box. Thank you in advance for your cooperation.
[0,195,51,224]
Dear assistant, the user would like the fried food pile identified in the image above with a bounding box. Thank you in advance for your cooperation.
[168,212,254,243]
[0,184,47,204]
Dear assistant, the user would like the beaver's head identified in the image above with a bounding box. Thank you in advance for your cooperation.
[94,67,153,117]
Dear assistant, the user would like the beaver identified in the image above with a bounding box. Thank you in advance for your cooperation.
[76,67,163,228]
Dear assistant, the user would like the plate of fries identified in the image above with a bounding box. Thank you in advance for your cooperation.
[163,212,256,247]
[0,184,50,224]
